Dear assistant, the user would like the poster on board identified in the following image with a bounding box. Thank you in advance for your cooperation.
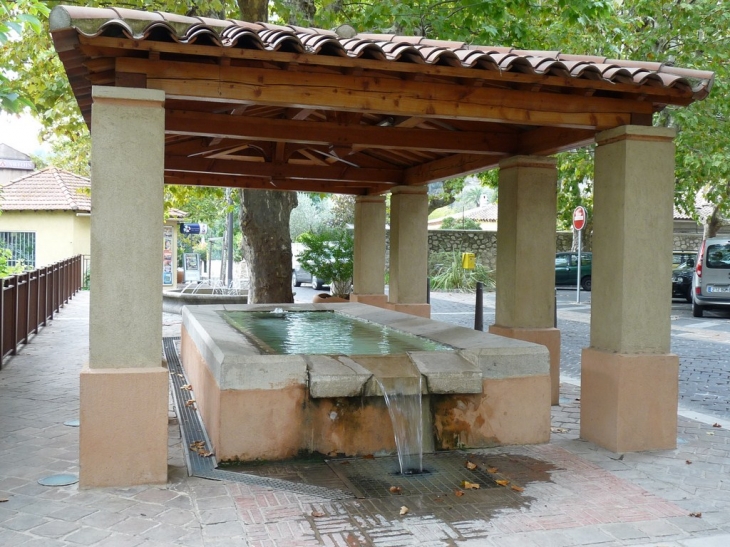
[183,253,201,283]
[163,225,173,285]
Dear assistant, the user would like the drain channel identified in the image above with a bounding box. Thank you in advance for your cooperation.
[163,337,353,500]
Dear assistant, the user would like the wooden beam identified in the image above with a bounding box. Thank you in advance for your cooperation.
[403,153,503,185]
[166,109,516,155]
[118,58,651,129]
[165,155,403,184]
[164,172,388,194]
[81,35,695,106]
[517,127,596,156]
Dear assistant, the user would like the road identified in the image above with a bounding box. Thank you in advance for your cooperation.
[294,284,730,421]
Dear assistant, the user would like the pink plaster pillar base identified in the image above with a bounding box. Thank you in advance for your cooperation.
[581,348,679,453]
[349,294,388,309]
[489,325,561,405]
[387,302,431,318]
[80,365,169,487]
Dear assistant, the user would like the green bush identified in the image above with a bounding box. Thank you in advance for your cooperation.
[429,251,494,292]
[440,217,482,230]
[0,248,25,278]
[296,229,354,298]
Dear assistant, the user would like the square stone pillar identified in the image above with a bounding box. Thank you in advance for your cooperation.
[351,195,387,308]
[388,186,430,317]
[80,86,169,487]
[581,125,679,453]
[488,156,561,405]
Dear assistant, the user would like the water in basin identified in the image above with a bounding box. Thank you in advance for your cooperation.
[221,310,451,355]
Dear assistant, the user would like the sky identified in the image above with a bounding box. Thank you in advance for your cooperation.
[0,112,50,156]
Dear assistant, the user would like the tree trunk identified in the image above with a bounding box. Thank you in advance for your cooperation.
[233,0,300,304]
[704,204,724,239]
[240,189,298,303]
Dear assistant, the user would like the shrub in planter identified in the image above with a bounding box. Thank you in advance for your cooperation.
[296,229,353,298]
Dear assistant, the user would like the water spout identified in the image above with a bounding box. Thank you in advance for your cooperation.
[377,375,424,475]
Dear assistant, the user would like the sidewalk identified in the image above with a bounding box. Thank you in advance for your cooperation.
[0,291,729,546]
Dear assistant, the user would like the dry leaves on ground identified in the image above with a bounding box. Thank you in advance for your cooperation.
[495,479,510,487]
[461,480,480,490]
[311,510,325,518]
[487,467,498,474]
[465,461,477,470]
[690,512,702,518]
[180,384,193,391]
[551,427,568,433]
[189,440,214,458]
[510,485,524,492]
[713,423,722,428]
[399,506,409,515]
[389,486,402,494]
[454,489,464,497]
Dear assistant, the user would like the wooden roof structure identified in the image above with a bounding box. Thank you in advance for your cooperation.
[49,5,714,196]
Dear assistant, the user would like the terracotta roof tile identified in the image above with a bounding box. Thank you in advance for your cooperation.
[48,5,714,101]
[0,167,91,212]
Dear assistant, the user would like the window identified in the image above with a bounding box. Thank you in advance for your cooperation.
[706,243,730,269]
[0,232,36,269]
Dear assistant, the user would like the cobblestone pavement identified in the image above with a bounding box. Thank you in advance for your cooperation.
[1,290,730,546]
[417,288,730,422]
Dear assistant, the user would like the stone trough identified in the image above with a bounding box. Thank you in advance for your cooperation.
[180,303,551,462]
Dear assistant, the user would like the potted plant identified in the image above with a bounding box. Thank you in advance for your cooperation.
[296,229,353,300]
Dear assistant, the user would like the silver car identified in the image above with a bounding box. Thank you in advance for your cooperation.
[692,236,730,317]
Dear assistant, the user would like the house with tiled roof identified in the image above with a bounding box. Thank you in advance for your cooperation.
[0,167,90,268]
[0,143,35,186]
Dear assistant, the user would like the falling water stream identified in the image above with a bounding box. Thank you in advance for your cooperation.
[376,375,425,475]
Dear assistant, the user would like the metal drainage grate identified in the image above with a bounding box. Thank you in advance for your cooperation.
[163,337,353,500]
[326,452,500,499]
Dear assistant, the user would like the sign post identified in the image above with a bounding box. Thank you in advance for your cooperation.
[573,206,587,303]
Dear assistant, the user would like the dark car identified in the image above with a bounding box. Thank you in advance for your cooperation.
[672,259,694,302]
[555,252,592,291]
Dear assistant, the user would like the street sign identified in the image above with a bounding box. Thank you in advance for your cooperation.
[572,207,587,231]
[180,223,208,235]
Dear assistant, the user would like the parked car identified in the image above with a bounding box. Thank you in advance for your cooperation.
[555,252,592,291]
[672,259,694,302]
[691,237,730,317]
[673,251,696,269]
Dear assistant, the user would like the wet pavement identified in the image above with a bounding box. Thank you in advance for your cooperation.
[0,289,729,546]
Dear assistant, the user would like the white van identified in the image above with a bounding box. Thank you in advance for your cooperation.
[692,236,730,317]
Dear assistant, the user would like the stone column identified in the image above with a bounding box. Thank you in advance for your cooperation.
[581,125,678,453]
[388,186,430,317]
[488,156,561,405]
[351,195,387,308]
[80,87,168,487]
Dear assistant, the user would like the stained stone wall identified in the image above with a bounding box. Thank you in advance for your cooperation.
[673,233,703,252]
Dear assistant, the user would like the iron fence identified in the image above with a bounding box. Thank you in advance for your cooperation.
[0,255,82,367]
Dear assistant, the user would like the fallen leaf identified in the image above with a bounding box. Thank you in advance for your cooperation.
[487,467,498,474]
[389,486,402,494]
[510,485,525,492]
[713,423,722,428]
[201,451,214,458]
[185,399,196,407]
[311,510,325,518]
[551,427,568,433]
[362,454,375,460]
[707,432,715,436]
[495,480,510,487]
[454,489,464,497]
[177,373,184,378]
[686,460,693,465]
[346,533,362,547]
[399,506,409,515]
[465,461,477,470]
[690,512,702,518]
[180,384,193,391]
[461,481,480,490]
[0,498,8,502]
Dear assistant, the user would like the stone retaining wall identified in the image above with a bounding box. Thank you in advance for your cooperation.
[380,230,701,271]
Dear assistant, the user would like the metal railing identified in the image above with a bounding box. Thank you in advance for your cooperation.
[0,255,82,367]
